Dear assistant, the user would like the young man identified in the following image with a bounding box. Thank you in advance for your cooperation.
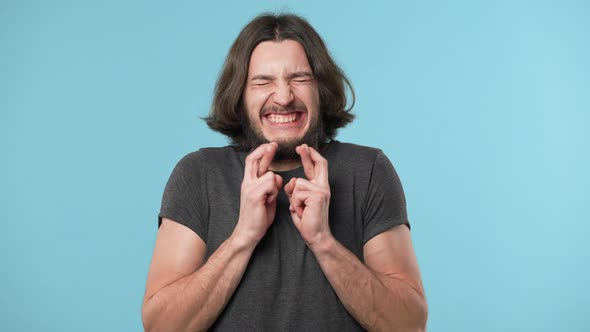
[142,13,427,331]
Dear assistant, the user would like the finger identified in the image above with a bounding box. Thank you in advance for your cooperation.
[286,178,323,215]
[257,142,278,177]
[296,144,315,181]
[256,171,278,205]
[274,173,283,191]
[245,143,276,180]
[245,144,270,180]
[291,190,308,218]
[289,206,301,224]
[294,205,303,219]
[284,177,296,196]
[266,185,279,205]
[291,177,323,193]
[306,146,329,186]
[265,174,283,205]
[285,178,301,216]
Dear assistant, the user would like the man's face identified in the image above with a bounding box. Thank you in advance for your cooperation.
[243,40,321,160]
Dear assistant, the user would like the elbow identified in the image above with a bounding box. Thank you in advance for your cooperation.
[141,302,153,332]
[391,293,428,332]
[141,295,200,332]
[141,297,160,332]
[405,282,428,331]
[416,296,429,331]
[406,295,428,332]
[372,295,428,332]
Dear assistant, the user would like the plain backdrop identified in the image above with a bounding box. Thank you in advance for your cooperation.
[1,1,588,331]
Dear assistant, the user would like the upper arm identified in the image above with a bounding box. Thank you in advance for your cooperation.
[143,218,207,304]
[363,225,425,298]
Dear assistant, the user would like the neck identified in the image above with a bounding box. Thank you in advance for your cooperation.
[269,159,302,172]
[267,141,329,172]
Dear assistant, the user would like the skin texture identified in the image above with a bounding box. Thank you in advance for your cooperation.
[285,145,428,331]
[142,143,281,331]
[142,40,428,331]
[243,40,320,170]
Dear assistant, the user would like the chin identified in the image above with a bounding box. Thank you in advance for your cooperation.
[271,135,304,145]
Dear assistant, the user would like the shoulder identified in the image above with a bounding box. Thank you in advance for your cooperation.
[326,141,402,187]
[175,146,238,167]
[326,140,385,168]
[170,146,241,177]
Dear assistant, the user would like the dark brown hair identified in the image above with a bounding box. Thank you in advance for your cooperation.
[204,13,355,149]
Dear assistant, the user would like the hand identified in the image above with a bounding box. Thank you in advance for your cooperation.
[234,142,283,246]
[284,144,332,247]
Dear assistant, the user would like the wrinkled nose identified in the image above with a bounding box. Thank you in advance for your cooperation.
[272,81,294,106]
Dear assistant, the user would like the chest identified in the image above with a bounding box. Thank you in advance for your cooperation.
[203,171,366,260]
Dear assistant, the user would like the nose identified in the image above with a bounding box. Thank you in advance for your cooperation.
[272,81,294,106]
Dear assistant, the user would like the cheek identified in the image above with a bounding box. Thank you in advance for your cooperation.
[243,92,260,122]
[293,85,320,110]
[245,89,272,111]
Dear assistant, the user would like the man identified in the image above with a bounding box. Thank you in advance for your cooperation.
[142,13,427,331]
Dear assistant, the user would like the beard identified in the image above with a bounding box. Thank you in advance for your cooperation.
[242,104,325,161]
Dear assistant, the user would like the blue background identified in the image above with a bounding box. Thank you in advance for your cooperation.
[1,0,588,331]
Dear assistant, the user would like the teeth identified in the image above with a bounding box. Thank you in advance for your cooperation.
[269,113,297,124]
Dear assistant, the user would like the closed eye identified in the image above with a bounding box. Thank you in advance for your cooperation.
[251,80,271,87]
[290,73,314,83]
[250,75,273,86]
[293,78,313,83]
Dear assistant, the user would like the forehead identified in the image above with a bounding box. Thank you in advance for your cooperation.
[248,40,312,75]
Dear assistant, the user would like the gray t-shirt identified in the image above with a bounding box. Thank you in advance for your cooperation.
[158,140,410,331]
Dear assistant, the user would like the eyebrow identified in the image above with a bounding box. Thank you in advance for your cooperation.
[250,71,314,81]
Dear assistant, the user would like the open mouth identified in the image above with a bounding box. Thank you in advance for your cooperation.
[263,111,305,126]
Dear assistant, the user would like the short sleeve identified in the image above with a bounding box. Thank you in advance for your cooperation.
[363,150,410,244]
[158,153,208,243]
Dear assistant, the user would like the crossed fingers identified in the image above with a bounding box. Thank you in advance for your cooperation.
[284,144,330,218]
[243,142,283,203]
[244,142,277,180]
[294,144,328,186]
[242,143,330,244]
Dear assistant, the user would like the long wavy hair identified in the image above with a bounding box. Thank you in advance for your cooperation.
[204,13,355,150]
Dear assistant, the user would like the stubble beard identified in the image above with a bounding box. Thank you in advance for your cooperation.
[242,109,324,161]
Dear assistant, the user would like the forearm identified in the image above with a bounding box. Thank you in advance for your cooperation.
[142,233,255,332]
[310,235,428,332]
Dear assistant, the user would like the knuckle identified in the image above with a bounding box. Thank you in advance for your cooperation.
[294,182,303,192]
[246,152,260,164]
[246,149,263,162]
